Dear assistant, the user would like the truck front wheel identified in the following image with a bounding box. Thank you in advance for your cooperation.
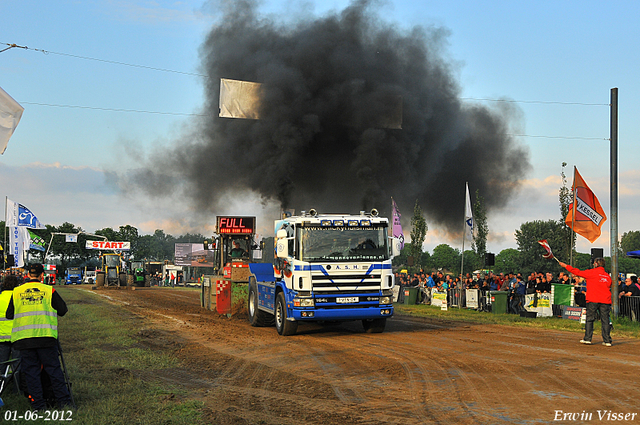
[275,292,298,336]
[362,318,386,333]
[248,278,275,327]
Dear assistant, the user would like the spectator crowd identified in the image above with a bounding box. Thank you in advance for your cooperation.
[395,269,640,320]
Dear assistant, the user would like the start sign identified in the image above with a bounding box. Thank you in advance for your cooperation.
[216,216,256,235]
[85,241,131,250]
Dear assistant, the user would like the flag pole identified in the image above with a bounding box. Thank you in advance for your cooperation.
[3,196,6,269]
[460,183,467,276]
[570,167,577,267]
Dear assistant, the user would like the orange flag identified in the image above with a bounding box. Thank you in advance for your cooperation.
[565,167,607,243]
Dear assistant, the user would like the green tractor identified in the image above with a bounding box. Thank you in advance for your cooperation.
[129,261,150,287]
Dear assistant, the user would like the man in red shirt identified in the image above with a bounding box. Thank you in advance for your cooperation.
[559,257,612,346]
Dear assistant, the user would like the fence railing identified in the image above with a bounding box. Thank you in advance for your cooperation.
[398,284,640,322]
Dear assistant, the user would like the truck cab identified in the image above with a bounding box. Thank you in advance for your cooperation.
[65,267,82,285]
[248,209,400,336]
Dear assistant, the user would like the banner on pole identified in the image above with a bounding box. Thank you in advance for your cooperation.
[85,241,130,251]
[9,226,25,268]
[565,167,607,243]
[0,86,24,155]
[6,198,45,229]
[464,182,474,241]
[391,197,404,250]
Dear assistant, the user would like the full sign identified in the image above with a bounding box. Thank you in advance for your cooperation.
[85,241,131,251]
[216,216,256,235]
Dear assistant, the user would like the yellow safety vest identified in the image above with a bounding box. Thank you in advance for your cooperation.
[10,283,58,343]
[0,290,13,342]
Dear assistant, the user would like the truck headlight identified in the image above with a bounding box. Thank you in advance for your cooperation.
[293,298,315,307]
[379,296,393,305]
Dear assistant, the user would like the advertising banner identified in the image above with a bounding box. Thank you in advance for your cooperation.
[174,243,214,267]
[466,289,479,309]
[85,241,130,250]
[431,290,447,307]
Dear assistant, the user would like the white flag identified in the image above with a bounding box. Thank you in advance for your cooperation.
[0,86,24,155]
[6,198,46,229]
[9,226,25,268]
[464,183,474,241]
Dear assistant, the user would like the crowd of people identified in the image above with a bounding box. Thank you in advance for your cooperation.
[396,267,639,318]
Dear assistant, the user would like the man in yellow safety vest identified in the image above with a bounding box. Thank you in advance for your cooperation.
[5,263,71,410]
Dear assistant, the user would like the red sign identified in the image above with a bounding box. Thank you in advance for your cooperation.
[217,216,255,235]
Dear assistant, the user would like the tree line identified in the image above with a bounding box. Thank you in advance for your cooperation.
[1,221,207,273]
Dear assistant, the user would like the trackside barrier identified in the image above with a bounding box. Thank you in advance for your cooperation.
[402,286,639,322]
[620,296,640,321]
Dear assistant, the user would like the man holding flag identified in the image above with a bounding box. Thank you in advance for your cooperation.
[559,257,613,346]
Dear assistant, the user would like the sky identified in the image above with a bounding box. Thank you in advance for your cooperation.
[1,0,640,257]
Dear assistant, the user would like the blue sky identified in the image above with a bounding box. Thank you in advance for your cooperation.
[2,0,639,256]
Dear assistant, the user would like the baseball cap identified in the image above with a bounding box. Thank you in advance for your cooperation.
[28,263,44,275]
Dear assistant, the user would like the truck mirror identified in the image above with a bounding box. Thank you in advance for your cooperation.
[276,239,288,258]
[391,237,401,257]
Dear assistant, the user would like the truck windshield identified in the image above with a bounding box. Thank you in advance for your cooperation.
[104,255,120,267]
[300,226,389,262]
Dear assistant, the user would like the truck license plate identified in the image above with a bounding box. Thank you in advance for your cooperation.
[336,297,359,304]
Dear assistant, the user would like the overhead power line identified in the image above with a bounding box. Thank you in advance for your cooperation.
[508,134,608,141]
[461,97,609,107]
[4,42,610,140]
[20,101,206,117]
[1,42,207,78]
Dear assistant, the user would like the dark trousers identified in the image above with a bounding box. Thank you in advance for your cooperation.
[21,346,71,409]
[510,294,524,314]
[584,302,612,344]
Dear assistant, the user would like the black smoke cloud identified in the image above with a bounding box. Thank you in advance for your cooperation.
[115,0,530,234]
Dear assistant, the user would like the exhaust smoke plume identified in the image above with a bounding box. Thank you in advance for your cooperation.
[115,0,530,234]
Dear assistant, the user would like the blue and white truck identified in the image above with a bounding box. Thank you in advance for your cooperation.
[248,209,400,336]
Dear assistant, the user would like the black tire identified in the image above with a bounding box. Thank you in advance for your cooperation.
[362,318,386,333]
[275,292,298,336]
[248,278,275,327]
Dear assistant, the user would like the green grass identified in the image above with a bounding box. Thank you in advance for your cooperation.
[394,303,640,338]
[0,287,208,425]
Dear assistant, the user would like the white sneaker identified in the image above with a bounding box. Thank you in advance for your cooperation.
[602,342,612,347]
[580,339,592,344]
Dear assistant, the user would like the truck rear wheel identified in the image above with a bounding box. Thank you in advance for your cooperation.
[248,278,275,327]
[362,318,386,333]
[275,292,298,336]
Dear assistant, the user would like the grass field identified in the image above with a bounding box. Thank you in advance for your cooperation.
[0,287,207,425]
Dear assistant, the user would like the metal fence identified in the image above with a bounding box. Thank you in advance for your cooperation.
[415,287,640,322]
[619,296,640,321]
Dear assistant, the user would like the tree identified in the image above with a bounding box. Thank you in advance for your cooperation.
[408,200,427,273]
[473,189,488,260]
[515,220,565,275]
[559,162,576,260]
[430,244,460,273]
[460,249,480,276]
[620,231,640,254]
[494,248,521,274]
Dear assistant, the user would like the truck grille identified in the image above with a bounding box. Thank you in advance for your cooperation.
[311,273,381,292]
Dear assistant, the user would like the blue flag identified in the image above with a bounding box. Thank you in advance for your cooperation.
[5,198,45,229]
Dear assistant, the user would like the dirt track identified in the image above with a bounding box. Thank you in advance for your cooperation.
[82,287,640,425]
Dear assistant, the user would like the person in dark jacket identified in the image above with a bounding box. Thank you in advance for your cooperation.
[559,257,612,346]
[5,263,72,410]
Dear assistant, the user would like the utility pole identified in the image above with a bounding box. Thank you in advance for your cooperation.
[610,87,619,316]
